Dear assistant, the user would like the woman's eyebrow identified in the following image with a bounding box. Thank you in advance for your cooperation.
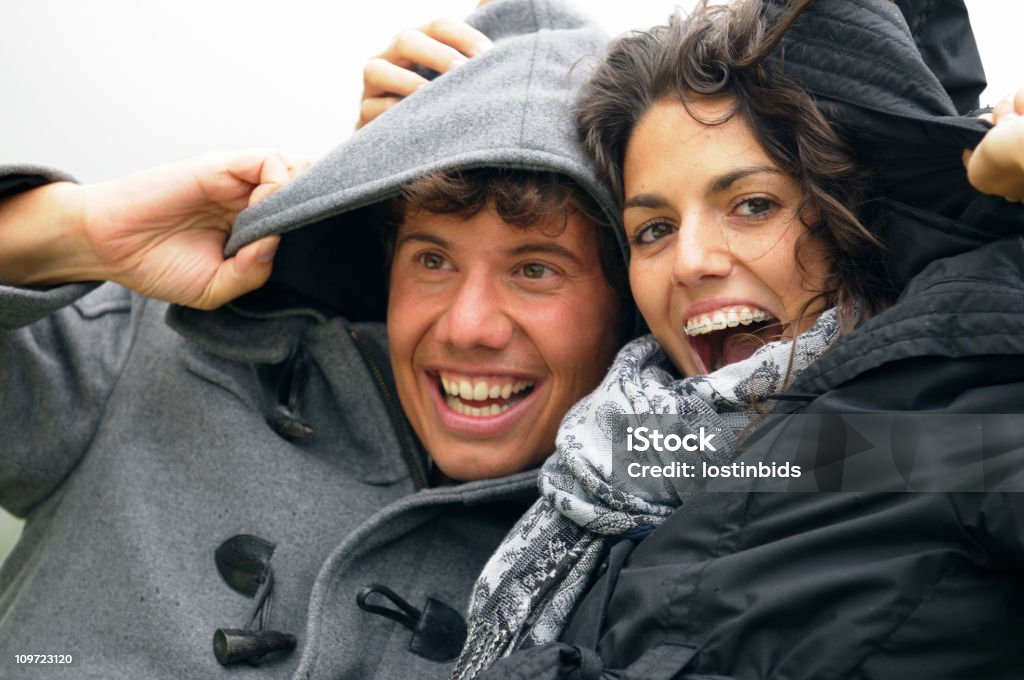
[624,166,782,210]
[708,166,781,195]
[623,193,670,210]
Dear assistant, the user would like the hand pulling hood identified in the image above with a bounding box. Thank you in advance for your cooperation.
[223,0,617,322]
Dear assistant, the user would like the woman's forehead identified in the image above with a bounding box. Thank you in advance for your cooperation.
[624,99,782,194]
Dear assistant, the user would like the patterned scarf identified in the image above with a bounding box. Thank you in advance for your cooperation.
[450,309,840,680]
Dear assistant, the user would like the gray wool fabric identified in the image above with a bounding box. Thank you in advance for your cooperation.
[225,0,620,262]
[0,1,615,678]
[0,164,99,327]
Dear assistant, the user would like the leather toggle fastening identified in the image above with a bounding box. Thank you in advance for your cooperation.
[266,346,314,440]
[213,629,297,666]
[357,584,467,662]
[213,535,297,666]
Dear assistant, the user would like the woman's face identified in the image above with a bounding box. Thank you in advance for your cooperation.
[622,96,829,376]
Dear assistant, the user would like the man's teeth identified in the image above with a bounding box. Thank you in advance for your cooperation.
[445,396,514,417]
[440,376,533,400]
[684,307,773,337]
[439,375,534,417]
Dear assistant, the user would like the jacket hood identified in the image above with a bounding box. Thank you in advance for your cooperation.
[766,0,1024,400]
[892,0,986,115]
[221,0,617,323]
[768,0,1023,286]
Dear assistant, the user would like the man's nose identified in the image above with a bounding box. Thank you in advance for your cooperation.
[434,273,515,350]
[670,212,734,288]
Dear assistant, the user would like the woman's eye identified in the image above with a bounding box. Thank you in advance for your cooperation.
[634,220,675,245]
[521,262,552,279]
[420,252,450,270]
[734,197,776,218]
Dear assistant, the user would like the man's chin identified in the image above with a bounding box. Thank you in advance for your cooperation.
[431,443,548,483]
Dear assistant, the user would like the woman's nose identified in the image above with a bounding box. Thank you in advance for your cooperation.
[670,213,734,288]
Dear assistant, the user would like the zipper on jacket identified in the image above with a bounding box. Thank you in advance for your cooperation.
[348,328,429,489]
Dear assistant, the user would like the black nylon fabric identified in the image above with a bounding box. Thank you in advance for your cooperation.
[769,0,958,123]
[477,1,1024,678]
[553,492,1024,679]
[766,0,1023,286]
[787,237,1024,401]
[893,0,986,114]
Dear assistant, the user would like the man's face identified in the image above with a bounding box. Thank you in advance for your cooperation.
[387,205,621,481]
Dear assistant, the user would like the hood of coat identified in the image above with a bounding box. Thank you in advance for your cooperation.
[766,0,1024,400]
[767,0,1023,287]
[892,0,986,115]
[215,0,619,324]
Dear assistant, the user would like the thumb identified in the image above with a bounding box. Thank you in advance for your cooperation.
[248,153,292,207]
[192,235,280,310]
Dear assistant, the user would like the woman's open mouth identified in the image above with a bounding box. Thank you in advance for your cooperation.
[683,306,781,372]
[437,373,536,417]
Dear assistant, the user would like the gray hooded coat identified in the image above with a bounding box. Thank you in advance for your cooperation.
[0,1,618,678]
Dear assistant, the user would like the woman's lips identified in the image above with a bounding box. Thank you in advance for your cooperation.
[681,304,782,372]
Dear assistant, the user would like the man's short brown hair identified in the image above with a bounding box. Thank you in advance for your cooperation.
[381,167,630,307]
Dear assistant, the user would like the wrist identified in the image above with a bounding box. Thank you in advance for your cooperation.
[0,181,101,285]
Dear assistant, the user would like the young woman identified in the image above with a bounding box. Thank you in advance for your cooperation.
[452,1,1024,679]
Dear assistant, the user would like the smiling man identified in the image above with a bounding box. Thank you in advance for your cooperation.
[0,2,626,679]
[385,169,622,482]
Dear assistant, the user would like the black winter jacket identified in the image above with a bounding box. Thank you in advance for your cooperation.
[509,234,1024,678]
[478,0,1024,678]
[479,238,1024,680]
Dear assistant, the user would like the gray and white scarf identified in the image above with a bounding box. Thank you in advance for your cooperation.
[450,309,840,680]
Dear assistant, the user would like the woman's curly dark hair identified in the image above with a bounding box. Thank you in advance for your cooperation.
[575,0,895,331]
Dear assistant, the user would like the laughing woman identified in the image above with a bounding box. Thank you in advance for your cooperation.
[452,0,1024,679]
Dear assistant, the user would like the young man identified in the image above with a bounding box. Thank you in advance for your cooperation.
[0,2,626,678]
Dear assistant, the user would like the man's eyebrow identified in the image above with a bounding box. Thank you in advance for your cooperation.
[708,166,781,195]
[395,231,450,250]
[509,242,585,268]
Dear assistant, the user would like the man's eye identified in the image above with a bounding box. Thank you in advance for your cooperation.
[633,220,675,245]
[734,197,776,218]
[420,252,448,270]
[521,263,552,279]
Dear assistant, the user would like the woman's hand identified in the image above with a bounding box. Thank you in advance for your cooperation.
[357,17,492,129]
[963,88,1024,203]
[0,149,309,309]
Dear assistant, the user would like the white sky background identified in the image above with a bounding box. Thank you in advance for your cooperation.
[0,1,1015,182]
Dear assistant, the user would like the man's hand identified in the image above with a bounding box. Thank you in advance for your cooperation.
[357,17,492,129]
[963,88,1024,203]
[0,149,309,309]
